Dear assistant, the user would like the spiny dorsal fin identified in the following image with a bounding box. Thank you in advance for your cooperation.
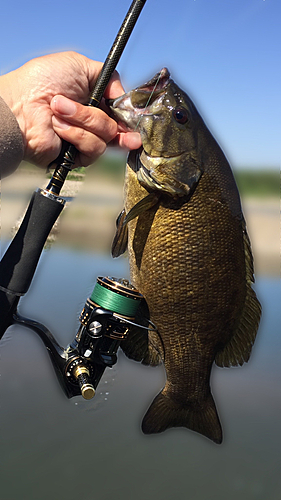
[215,223,262,367]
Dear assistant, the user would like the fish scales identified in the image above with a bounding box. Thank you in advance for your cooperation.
[126,165,246,373]
[109,68,261,443]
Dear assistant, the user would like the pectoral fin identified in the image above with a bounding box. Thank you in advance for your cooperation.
[124,193,160,225]
[111,209,128,258]
[111,194,160,258]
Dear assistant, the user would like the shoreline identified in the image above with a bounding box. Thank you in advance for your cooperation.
[1,170,280,277]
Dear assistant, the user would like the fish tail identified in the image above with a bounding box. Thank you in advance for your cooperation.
[141,390,222,444]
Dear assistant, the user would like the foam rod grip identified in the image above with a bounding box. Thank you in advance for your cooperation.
[0,190,64,295]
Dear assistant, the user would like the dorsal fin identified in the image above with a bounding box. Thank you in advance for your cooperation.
[215,222,261,367]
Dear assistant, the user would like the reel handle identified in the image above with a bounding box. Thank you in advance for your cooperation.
[72,364,96,400]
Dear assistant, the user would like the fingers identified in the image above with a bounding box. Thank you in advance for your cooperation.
[111,131,142,150]
[51,95,118,165]
[51,94,142,166]
[103,70,126,100]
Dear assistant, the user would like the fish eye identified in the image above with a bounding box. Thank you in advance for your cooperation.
[173,107,189,124]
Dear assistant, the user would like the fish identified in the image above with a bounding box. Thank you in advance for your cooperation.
[108,68,261,444]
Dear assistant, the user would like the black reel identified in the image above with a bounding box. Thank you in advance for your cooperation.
[13,277,154,399]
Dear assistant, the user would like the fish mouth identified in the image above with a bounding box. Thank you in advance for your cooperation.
[134,67,170,96]
[107,68,171,127]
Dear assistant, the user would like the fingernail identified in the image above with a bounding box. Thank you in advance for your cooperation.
[52,95,77,116]
[52,115,70,130]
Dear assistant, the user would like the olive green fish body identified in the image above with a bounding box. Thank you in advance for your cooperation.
[110,70,261,443]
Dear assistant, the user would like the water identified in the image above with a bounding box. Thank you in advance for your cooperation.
[0,246,280,500]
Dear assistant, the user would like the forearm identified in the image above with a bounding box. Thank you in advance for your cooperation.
[0,90,24,178]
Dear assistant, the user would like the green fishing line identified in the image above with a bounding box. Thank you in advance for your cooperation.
[91,282,141,317]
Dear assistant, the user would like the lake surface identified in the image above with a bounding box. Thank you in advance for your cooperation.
[0,245,280,500]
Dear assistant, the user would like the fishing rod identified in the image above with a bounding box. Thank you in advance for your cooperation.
[47,0,147,197]
[0,0,149,400]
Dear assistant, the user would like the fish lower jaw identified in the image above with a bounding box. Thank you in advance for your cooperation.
[112,95,133,110]
[112,95,155,125]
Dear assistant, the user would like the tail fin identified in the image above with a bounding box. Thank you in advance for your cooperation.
[141,390,222,444]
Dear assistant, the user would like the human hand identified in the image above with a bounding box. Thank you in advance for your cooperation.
[0,51,141,169]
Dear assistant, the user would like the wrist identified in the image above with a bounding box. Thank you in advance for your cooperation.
[0,73,15,113]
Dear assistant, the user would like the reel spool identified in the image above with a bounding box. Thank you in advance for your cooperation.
[89,277,143,318]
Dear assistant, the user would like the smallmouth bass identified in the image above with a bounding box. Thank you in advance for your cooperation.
[109,68,261,444]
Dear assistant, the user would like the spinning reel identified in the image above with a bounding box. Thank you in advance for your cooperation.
[12,276,154,399]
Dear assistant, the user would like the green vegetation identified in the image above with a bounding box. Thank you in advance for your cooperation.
[92,153,126,179]
[32,154,125,181]
[20,159,279,198]
[233,169,280,198]
[94,158,280,198]
[63,166,85,181]
[19,161,86,181]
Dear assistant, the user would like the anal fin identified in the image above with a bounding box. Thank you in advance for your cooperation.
[121,300,163,366]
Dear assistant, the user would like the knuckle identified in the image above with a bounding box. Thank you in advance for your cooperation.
[76,127,87,142]
[108,120,118,139]
[79,132,106,158]
[89,138,106,158]
[84,108,117,141]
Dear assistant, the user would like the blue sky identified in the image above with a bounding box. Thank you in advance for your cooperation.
[1,0,280,169]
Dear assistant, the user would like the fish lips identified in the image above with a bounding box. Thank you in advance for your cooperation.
[106,68,171,129]
[107,94,137,130]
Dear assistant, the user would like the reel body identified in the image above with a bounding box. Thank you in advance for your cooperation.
[14,277,149,400]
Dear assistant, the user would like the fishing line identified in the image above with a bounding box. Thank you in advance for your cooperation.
[134,72,162,131]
